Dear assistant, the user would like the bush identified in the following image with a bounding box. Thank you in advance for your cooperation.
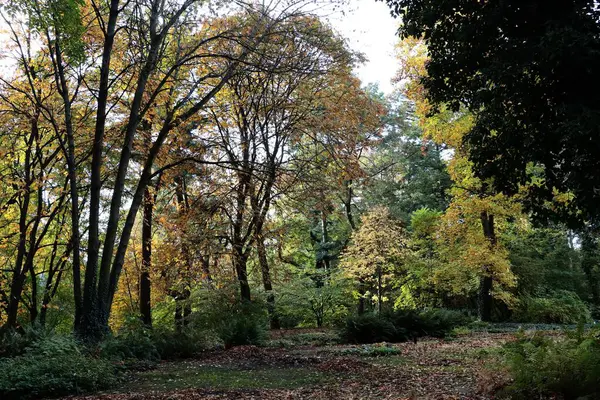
[99,329,160,369]
[339,309,472,344]
[501,327,600,398]
[339,314,397,344]
[418,309,473,338]
[153,328,222,359]
[0,327,45,358]
[515,290,592,324]
[218,310,268,348]
[0,336,117,400]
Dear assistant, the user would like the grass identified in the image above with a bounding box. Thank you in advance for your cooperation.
[63,331,518,399]
[124,362,332,392]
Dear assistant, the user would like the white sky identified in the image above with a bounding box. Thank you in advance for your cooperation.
[328,0,399,94]
[0,0,400,93]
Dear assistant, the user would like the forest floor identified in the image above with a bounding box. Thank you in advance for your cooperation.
[67,330,517,400]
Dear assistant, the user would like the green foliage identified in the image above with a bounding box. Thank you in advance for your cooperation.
[187,287,268,348]
[362,92,451,223]
[339,314,397,344]
[0,336,117,400]
[340,308,472,344]
[390,308,472,339]
[514,290,592,324]
[100,330,160,368]
[276,269,353,328]
[0,327,45,358]
[386,0,600,223]
[20,0,86,63]
[507,227,587,299]
[153,328,222,359]
[501,328,600,398]
[217,308,268,348]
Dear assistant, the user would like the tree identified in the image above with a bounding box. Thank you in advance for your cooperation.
[395,37,519,320]
[362,89,451,223]
[383,0,600,224]
[1,0,343,339]
[203,14,359,305]
[341,206,407,314]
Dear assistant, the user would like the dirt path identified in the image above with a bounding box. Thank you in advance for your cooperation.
[67,333,514,400]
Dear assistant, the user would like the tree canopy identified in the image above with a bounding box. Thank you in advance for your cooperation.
[384,0,600,224]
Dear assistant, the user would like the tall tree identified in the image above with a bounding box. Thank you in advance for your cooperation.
[341,206,407,314]
[383,0,600,224]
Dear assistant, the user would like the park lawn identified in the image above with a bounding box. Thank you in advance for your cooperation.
[64,330,517,400]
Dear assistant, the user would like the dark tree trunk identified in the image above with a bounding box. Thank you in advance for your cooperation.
[200,255,213,285]
[478,211,496,322]
[357,279,366,315]
[173,289,191,332]
[140,185,153,327]
[234,250,252,302]
[321,210,330,270]
[257,235,280,329]
[377,266,382,315]
[51,38,83,329]
[6,116,36,329]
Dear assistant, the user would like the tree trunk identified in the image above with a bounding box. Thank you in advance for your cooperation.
[357,279,366,315]
[173,289,191,332]
[79,0,121,340]
[140,185,153,327]
[234,249,252,302]
[321,210,330,270]
[377,266,382,315]
[478,211,496,322]
[257,235,280,329]
[6,116,36,329]
[51,37,83,329]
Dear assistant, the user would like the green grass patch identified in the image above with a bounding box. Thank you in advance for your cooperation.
[125,362,332,392]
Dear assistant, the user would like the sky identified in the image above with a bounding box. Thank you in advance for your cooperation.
[328,0,400,94]
[0,0,401,93]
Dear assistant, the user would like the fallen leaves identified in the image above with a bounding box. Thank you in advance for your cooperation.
[64,332,519,400]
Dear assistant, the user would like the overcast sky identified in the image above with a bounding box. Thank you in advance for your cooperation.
[328,0,399,94]
[0,1,400,93]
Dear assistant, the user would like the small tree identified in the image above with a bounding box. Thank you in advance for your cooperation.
[341,206,407,314]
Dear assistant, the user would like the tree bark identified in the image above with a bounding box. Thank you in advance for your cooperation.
[357,279,366,315]
[257,235,280,329]
[6,115,36,329]
[377,266,382,315]
[80,0,121,339]
[478,211,496,322]
[140,185,153,327]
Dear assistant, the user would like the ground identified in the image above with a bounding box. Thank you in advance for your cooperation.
[68,330,514,400]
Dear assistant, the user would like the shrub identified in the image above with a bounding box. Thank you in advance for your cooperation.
[501,327,600,399]
[386,309,424,341]
[418,308,473,338]
[0,327,45,358]
[339,314,397,344]
[218,311,268,348]
[339,309,472,344]
[515,290,591,324]
[153,328,222,359]
[0,336,117,400]
[99,329,160,369]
